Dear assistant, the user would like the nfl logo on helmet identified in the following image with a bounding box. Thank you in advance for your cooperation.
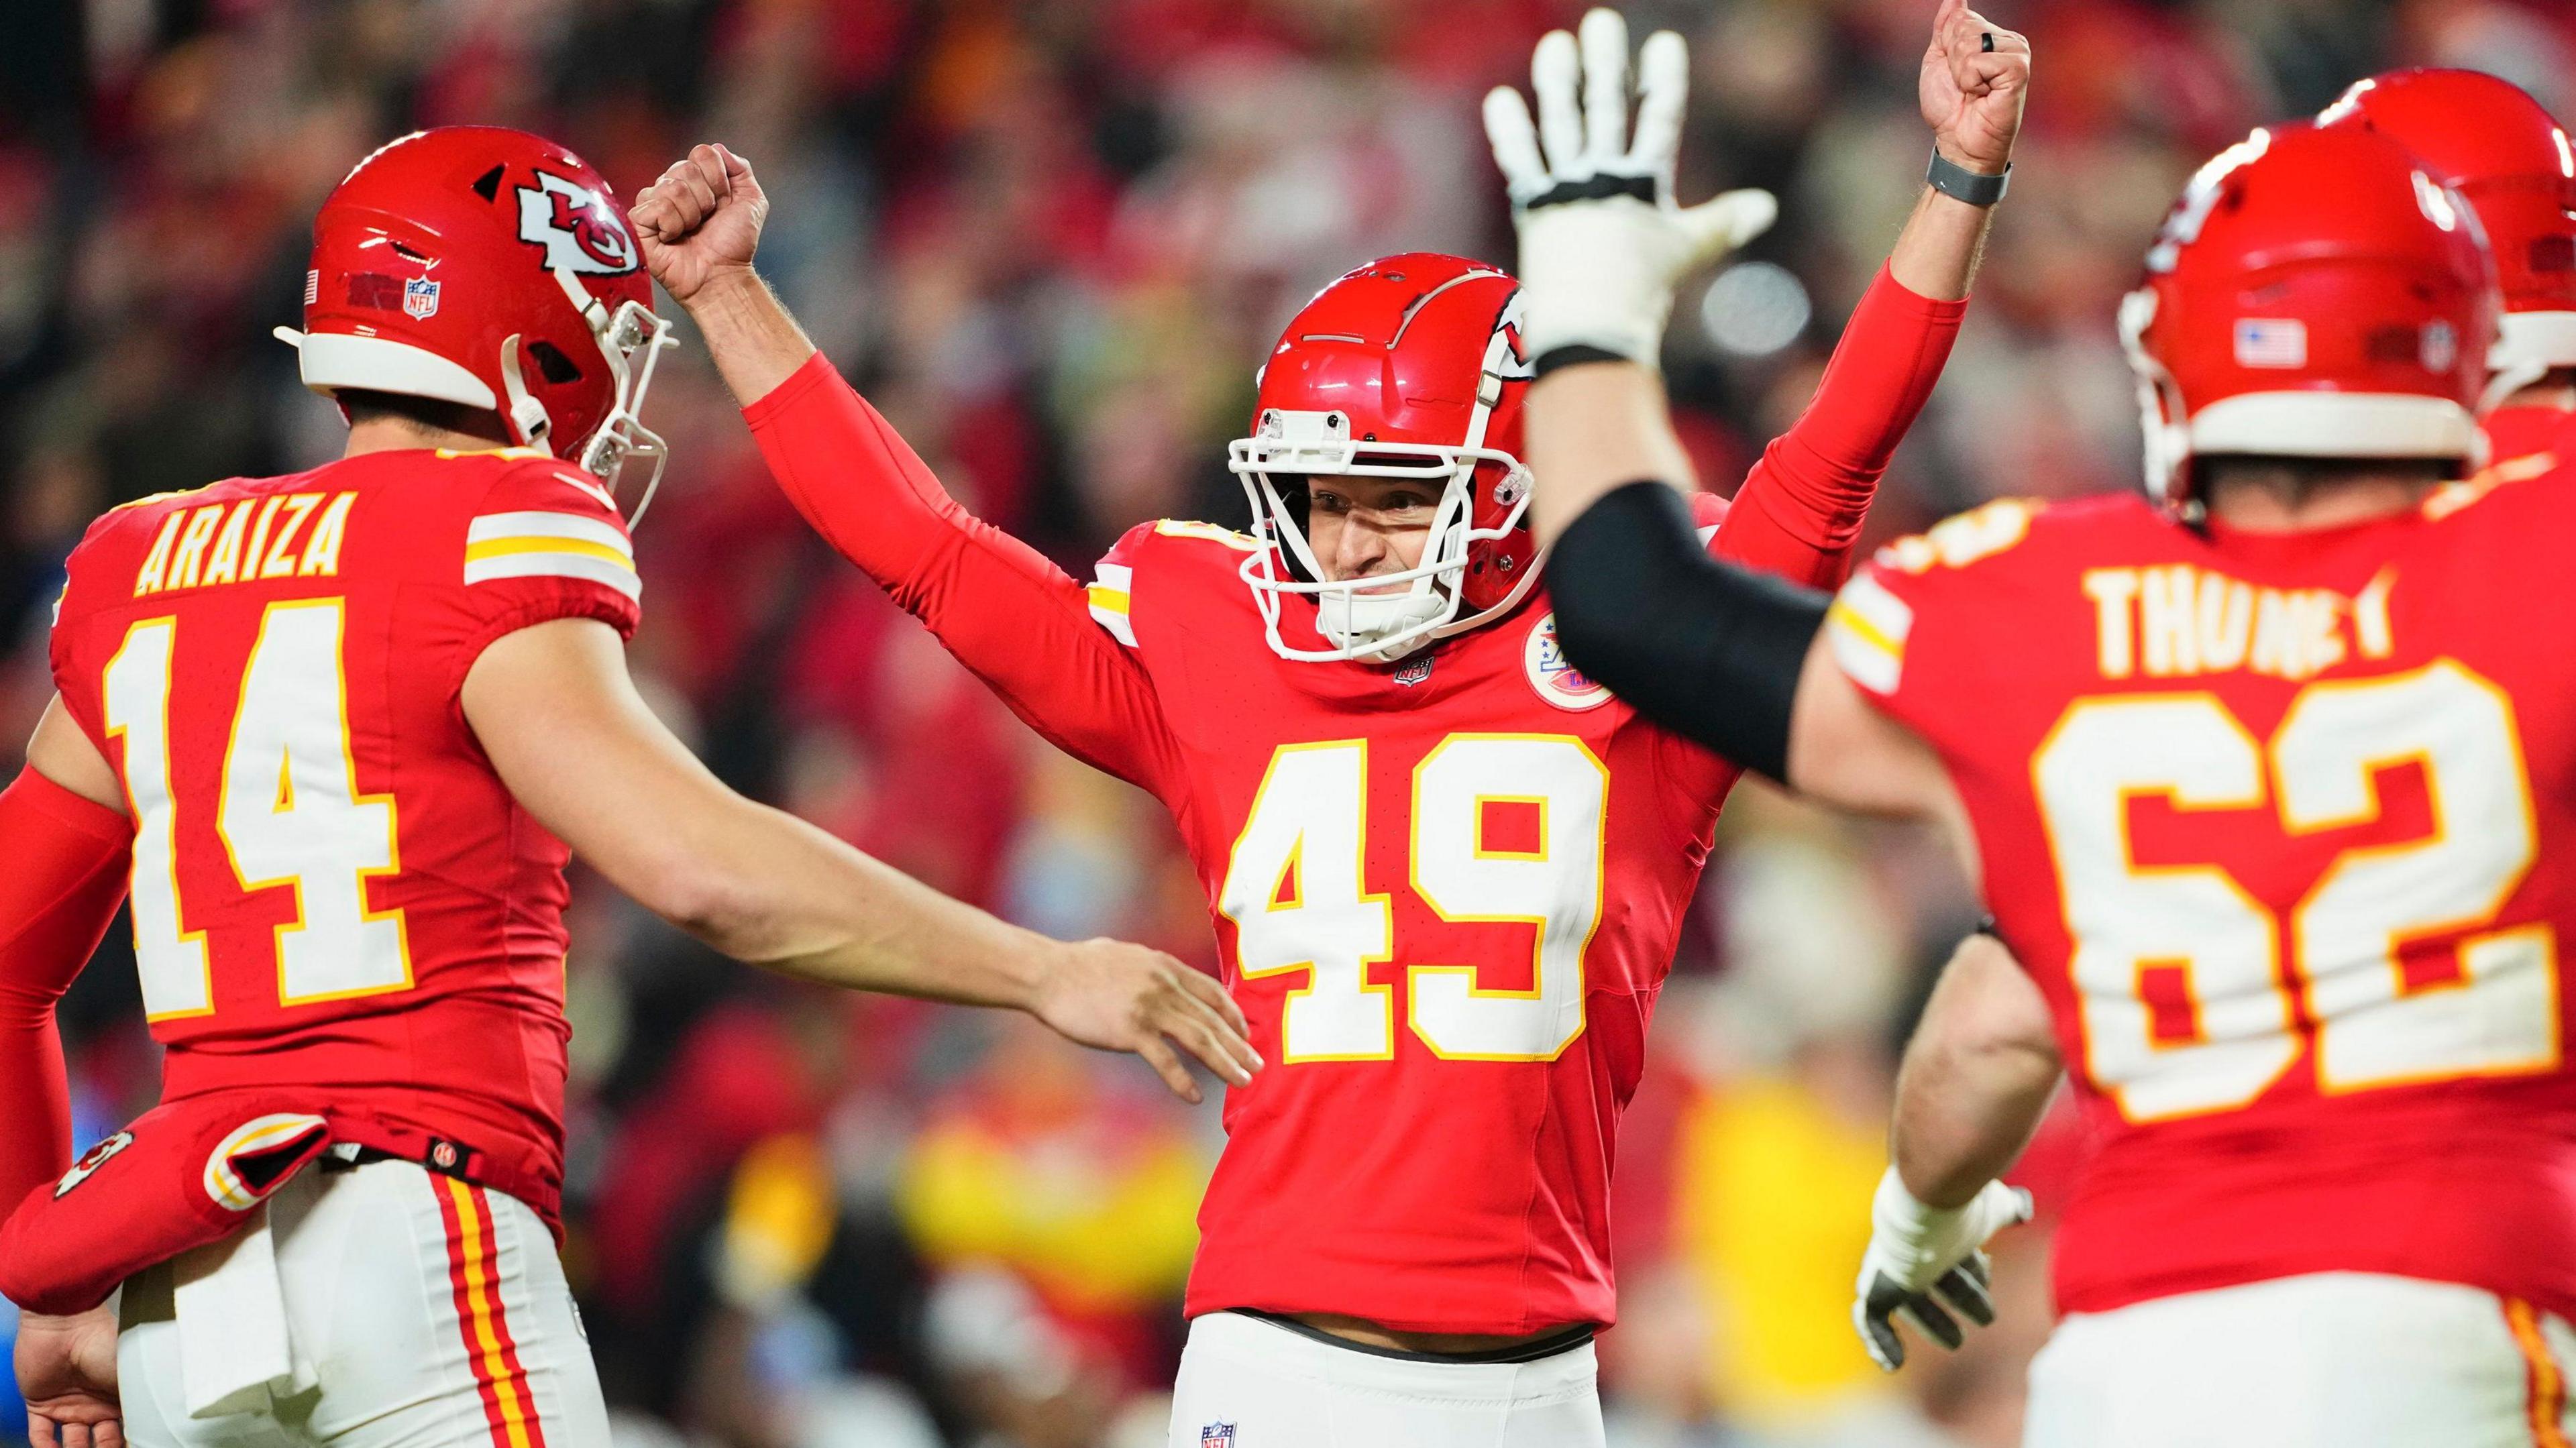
[1199,1423,1235,1447]
[402,276,440,320]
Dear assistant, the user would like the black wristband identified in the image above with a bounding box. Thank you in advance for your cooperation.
[1926,148,2010,207]
[1548,481,1829,783]
[1532,343,1636,380]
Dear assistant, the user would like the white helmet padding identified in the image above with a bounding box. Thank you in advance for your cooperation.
[275,329,499,410]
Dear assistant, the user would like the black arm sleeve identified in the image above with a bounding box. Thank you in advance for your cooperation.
[1548,480,1830,783]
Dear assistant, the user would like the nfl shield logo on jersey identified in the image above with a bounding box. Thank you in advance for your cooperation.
[1525,612,1613,711]
[403,276,441,319]
[1200,1424,1235,1447]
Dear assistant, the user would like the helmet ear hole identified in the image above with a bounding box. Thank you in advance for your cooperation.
[529,341,583,385]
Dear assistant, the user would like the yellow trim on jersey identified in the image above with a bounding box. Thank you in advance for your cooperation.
[464,536,635,569]
[1824,596,1901,659]
[1824,572,1914,697]
[1152,518,1260,551]
[462,510,639,598]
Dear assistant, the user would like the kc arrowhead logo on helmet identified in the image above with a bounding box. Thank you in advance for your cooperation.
[516,170,641,276]
[274,126,678,520]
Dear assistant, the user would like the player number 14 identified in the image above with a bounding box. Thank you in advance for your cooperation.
[103,602,411,1020]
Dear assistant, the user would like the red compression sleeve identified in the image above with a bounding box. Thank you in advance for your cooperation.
[0,767,131,1207]
[743,356,1183,799]
[1715,264,1967,588]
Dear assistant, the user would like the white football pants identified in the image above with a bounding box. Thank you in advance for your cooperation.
[1165,1310,1605,1448]
[2025,1272,2576,1448]
[118,1159,609,1448]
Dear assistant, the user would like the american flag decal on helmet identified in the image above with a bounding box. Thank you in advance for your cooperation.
[2233,318,2308,369]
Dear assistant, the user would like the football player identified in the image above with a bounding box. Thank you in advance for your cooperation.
[1529,97,2576,1445]
[2318,69,2576,471]
[1,127,1254,1448]
[631,3,2027,1439]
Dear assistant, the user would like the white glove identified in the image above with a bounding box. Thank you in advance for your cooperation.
[1851,1166,2033,1372]
[1483,8,1778,370]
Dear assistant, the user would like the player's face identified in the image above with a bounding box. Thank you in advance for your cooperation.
[1303,476,1436,588]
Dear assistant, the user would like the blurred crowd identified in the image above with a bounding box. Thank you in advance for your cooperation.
[5,0,2573,1444]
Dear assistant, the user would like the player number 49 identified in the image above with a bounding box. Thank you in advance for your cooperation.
[1218,735,1607,1063]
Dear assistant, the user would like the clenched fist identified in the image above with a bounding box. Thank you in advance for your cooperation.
[1921,0,2031,176]
[632,143,769,304]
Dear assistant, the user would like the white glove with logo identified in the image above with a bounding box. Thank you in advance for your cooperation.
[1483,8,1778,370]
[1852,1166,2034,1371]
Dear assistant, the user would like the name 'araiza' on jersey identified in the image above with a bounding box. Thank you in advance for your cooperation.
[1830,476,2576,1323]
[46,446,641,1226]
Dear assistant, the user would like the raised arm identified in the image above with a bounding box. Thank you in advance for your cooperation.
[1498,0,2027,555]
[631,147,1185,799]
[462,617,1255,1101]
[1544,481,1958,820]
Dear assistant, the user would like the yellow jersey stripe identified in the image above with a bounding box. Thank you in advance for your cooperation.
[465,536,635,569]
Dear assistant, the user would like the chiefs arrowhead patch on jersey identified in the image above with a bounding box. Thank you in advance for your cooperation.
[517,170,639,276]
[1525,611,1614,710]
[53,1131,135,1199]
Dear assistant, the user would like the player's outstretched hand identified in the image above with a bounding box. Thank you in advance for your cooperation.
[1031,939,1262,1103]
[1483,8,1776,370]
[1851,1166,2034,1371]
[632,143,769,304]
[17,1304,121,1448]
[1921,0,2030,175]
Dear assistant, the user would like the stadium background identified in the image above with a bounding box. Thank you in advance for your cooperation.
[2,0,2570,1443]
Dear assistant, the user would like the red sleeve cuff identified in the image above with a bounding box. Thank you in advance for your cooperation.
[15,767,128,848]
[741,351,842,430]
[1869,261,1971,322]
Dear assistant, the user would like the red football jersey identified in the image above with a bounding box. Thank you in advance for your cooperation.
[1081,513,1755,1335]
[746,266,1966,1334]
[2486,403,2575,480]
[1828,480,2576,1323]
[46,447,642,1223]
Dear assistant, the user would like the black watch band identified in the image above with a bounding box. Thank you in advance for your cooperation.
[1926,148,2010,207]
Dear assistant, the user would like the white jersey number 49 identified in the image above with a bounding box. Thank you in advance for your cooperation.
[1218,735,1606,1064]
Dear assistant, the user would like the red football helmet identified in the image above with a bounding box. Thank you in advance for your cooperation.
[1228,254,1538,663]
[276,126,676,514]
[2119,123,2498,506]
[2319,68,2576,410]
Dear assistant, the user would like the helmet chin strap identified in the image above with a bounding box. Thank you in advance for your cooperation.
[496,333,555,448]
[1318,584,1450,661]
